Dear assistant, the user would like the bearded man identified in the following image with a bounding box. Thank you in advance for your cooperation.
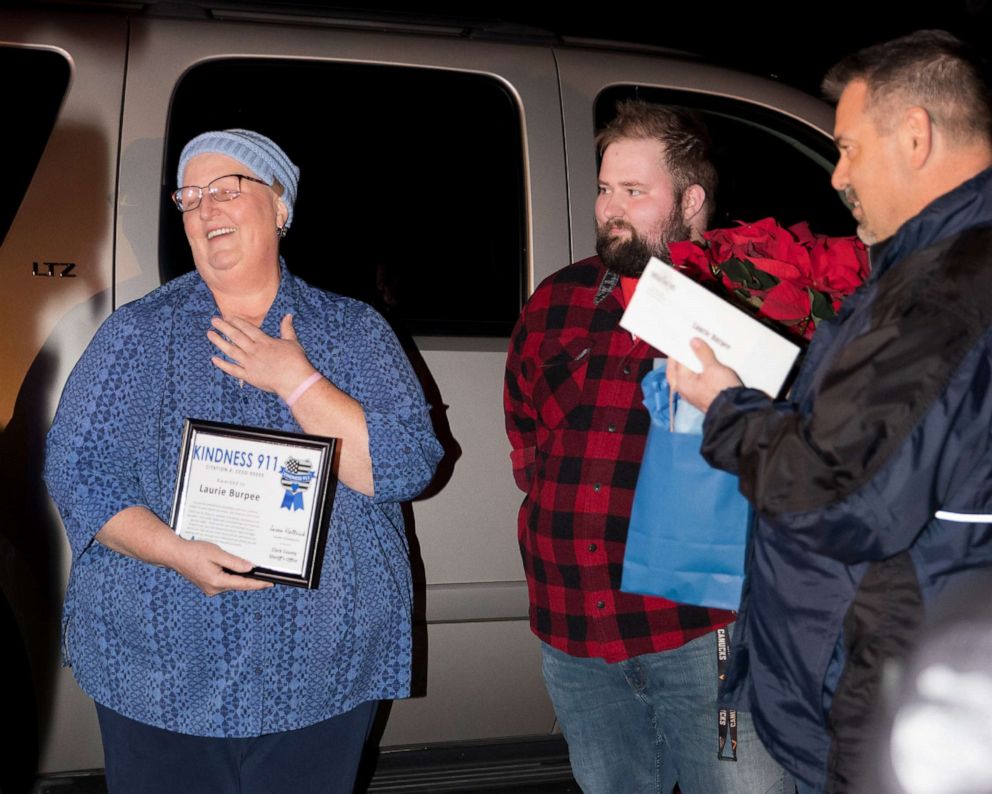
[504,100,786,793]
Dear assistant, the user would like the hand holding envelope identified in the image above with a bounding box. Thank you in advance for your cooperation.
[667,338,744,412]
[620,257,801,409]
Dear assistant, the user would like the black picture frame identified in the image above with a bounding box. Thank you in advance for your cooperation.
[170,418,337,589]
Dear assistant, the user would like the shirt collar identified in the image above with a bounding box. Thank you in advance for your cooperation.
[594,267,620,305]
[261,258,299,335]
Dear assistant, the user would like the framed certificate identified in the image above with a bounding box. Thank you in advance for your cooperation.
[170,419,337,589]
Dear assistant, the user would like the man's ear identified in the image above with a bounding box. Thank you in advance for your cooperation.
[901,106,933,170]
[682,184,706,226]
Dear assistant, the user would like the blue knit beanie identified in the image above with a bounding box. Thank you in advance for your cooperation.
[177,129,300,228]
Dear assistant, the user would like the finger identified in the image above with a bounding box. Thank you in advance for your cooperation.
[666,360,680,390]
[201,545,273,592]
[206,329,242,360]
[690,337,720,368]
[209,547,255,573]
[215,571,273,590]
[207,330,241,362]
[210,355,245,379]
[210,316,259,347]
[280,314,298,342]
[208,322,251,352]
[203,571,274,596]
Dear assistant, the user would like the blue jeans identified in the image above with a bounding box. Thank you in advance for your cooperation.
[541,630,789,794]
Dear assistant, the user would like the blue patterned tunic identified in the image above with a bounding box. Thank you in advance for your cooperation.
[44,263,443,737]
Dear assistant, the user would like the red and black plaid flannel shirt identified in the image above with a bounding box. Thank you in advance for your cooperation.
[504,256,734,662]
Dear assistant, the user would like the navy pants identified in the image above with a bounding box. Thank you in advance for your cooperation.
[96,700,377,794]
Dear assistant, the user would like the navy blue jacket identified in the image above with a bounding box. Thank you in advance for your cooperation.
[702,168,992,790]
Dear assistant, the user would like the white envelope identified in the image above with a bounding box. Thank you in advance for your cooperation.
[620,257,801,397]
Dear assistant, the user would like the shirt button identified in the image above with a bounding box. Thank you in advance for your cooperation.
[607,423,616,433]
[593,483,602,492]
[596,600,606,609]
[588,543,597,552]
[623,365,631,375]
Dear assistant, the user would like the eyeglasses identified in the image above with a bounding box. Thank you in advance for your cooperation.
[171,174,269,212]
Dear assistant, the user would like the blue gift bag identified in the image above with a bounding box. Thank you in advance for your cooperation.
[620,363,751,611]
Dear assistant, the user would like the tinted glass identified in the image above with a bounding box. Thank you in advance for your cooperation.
[163,59,526,337]
[0,46,70,249]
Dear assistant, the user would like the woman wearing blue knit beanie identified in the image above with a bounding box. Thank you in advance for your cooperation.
[45,130,443,793]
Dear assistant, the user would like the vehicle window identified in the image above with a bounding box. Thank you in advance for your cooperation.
[595,86,855,237]
[0,46,71,249]
[162,59,526,337]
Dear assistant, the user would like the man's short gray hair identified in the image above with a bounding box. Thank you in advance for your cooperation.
[822,30,991,145]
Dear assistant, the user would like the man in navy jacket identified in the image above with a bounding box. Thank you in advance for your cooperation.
[668,30,992,793]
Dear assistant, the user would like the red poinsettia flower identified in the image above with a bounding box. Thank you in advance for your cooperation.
[668,218,868,340]
[668,239,717,283]
[809,235,870,301]
[758,281,811,323]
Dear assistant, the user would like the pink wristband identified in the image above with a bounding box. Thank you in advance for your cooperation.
[285,372,322,407]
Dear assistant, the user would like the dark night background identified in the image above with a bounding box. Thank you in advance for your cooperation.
[174,0,992,96]
[31,0,992,97]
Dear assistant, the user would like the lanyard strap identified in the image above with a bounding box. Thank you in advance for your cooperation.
[716,627,738,761]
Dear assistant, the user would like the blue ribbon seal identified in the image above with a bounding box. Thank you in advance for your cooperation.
[281,483,305,511]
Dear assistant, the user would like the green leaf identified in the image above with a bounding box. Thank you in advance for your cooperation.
[720,257,779,290]
[720,257,752,285]
[731,288,762,311]
[750,267,780,291]
[810,288,836,321]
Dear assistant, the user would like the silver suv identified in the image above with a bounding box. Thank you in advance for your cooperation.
[0,3,850,787]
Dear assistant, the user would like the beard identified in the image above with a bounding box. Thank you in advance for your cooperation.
[595,204,693,277]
